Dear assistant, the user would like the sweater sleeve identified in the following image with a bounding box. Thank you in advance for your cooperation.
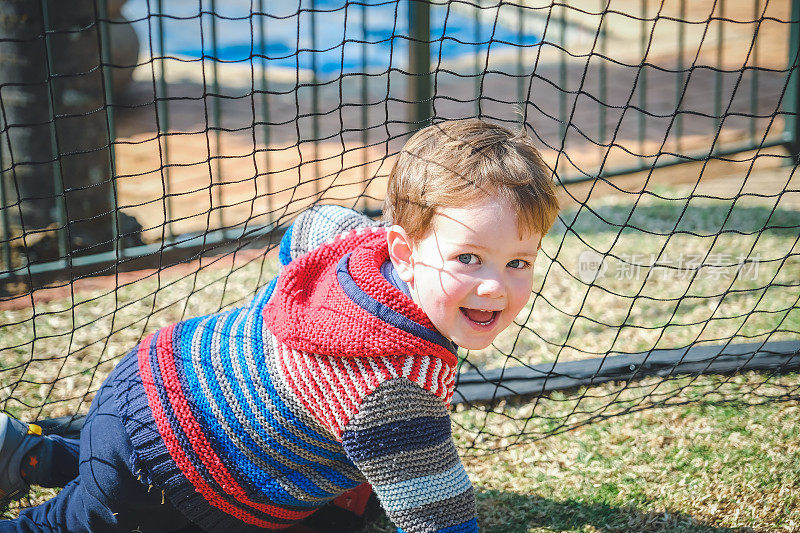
[341,378,479,533]
[279,205,380,265]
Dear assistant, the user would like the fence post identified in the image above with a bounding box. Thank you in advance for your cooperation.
[408,0,431,131]
[785,0,800,160]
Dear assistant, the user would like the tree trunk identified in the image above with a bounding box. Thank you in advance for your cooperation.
[0,0,139,264]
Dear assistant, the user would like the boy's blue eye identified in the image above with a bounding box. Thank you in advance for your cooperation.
[507,259,529,269]
[457,253,478,265]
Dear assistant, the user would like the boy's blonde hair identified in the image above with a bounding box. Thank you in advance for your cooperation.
[384,119,559,239]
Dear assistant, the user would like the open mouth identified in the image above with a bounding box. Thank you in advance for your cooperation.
[460,307,500,326]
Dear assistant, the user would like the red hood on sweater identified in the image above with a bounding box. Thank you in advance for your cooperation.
[262,227,458,366]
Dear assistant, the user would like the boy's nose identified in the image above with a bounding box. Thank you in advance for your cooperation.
[475,276,505,299]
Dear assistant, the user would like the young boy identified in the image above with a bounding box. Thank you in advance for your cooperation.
[0,119,559,533]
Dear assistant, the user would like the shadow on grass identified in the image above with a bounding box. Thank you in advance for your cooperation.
[467,489,750,533]
[2,488,757,533]
[358,489,751,532]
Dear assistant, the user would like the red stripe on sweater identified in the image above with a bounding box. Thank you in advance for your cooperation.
[354,358,380,391]
[278,346,456,439]
[407,356,423,386]
[388,356,406,378]
[373,357,393,382]
[274,346,316,426]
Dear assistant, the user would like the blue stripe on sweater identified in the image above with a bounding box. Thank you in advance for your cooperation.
[173,314,279,480]
[341,415,452,462]
[375,462,472,512]
[337,253,457,356]
[254,230,362,494]
[279,224,294,266]
[251,277,278,307]
[204,309,301,473]
[198,312,300,477]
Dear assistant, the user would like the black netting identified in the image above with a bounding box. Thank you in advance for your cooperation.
[1,0,798,459]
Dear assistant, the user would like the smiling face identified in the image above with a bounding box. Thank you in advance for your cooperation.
[387,196,542,350]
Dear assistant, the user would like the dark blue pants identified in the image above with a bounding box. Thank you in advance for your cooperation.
[0,378,192,533]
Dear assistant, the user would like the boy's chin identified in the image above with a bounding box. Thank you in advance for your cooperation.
[451,336,494,351]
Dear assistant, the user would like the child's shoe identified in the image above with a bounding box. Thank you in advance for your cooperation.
[0,414,43,504]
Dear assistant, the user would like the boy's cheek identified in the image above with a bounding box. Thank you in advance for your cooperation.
[507,285,534,321]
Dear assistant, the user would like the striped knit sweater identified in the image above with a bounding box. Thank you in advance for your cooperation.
[111,205,479,533]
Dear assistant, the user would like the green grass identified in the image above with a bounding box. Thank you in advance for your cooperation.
[462,393,800,532]
[1,180,798,531]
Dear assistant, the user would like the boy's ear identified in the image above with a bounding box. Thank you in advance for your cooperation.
[386,225,415,284]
